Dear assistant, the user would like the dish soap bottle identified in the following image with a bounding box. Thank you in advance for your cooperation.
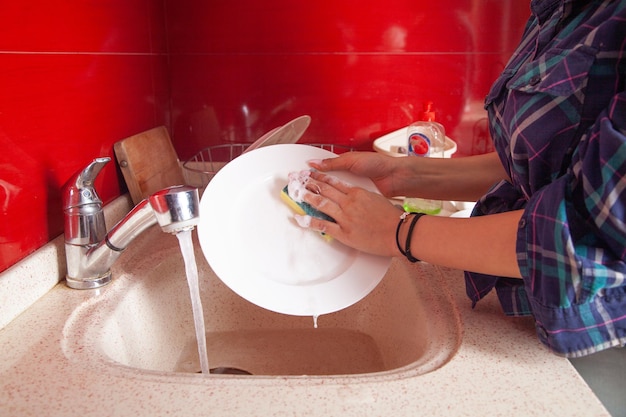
[403,101,445,214]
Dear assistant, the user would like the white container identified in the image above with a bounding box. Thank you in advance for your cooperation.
[372,127,457,158]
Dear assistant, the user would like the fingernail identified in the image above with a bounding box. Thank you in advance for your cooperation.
[307,159,323,167]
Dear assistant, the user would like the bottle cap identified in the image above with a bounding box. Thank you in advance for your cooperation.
[420,101,436,122]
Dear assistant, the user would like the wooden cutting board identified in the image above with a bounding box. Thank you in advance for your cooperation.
[114,126,185,205]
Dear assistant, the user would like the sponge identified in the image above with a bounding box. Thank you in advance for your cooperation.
[280,184,335,241]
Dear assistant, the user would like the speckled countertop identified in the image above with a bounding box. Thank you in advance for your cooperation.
[0,196,610,416]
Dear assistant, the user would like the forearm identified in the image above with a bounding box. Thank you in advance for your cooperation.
[395,152,510,201]
[397,210,523,278]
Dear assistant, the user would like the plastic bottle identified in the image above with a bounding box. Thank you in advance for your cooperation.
[403,102,445,214]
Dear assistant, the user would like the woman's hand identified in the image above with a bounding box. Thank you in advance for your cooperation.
[296,170,403,257]
[296,151,521,277]
[308,152,403,198]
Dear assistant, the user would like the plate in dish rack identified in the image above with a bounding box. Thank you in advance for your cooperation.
[198,144,391,316]
[243,115,311,153]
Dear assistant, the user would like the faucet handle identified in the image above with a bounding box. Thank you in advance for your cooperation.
[63,157,110,247]
[64,157,111,209]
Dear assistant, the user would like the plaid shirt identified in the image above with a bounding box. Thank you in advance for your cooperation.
[465,0,626,357]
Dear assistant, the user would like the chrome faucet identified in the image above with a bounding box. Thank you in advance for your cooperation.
[63,157,200,289]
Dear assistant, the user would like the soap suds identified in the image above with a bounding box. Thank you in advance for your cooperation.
[294,214,312,228]
[287,170,312,203]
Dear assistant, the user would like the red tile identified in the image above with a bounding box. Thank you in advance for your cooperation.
[0,0,166,53]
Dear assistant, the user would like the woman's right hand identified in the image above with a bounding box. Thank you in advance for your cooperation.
[308,152,406,198]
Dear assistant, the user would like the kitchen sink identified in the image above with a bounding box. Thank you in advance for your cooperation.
[63,227,461,378]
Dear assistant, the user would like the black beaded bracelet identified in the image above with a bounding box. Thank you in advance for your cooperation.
[395,212,426,263]
[405,213,426,263]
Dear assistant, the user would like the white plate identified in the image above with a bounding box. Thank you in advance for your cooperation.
[198,144,391,316]
[244,115,311,153]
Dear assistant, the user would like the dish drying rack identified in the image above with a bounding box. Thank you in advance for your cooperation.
[182,143,354,188]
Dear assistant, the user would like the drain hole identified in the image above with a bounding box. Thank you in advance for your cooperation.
[197,367,253,375]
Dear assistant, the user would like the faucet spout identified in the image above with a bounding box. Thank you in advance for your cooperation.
[63,158,200,290]
[149,185,200,234]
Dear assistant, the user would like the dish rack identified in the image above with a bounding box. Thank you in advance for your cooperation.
[182,143,354,188]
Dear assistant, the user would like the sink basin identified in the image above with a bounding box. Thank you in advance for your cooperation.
[63,227,461,378]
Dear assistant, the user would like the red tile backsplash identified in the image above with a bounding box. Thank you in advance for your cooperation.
[168,0,530,158]
[0,1,169,272]
[0,0,528,272]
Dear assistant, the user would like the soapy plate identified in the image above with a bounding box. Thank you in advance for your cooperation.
[198,144,391,316]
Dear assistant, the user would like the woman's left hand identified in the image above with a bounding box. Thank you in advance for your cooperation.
[296,170,403,257]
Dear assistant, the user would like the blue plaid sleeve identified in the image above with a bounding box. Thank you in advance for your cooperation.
[465,1,626,357]
[517,93,626,356]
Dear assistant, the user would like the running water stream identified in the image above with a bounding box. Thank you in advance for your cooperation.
[176,230,210,374]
